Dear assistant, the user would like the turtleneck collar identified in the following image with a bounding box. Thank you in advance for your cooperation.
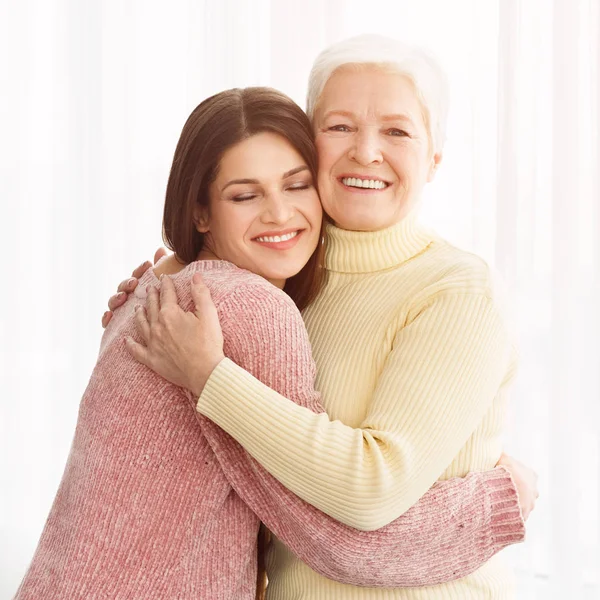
[324,210,435,274]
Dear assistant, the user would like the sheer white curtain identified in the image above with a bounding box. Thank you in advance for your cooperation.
[1,1,598,598]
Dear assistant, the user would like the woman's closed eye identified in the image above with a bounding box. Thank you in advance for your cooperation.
[230,193,258,202]
[287,181,312,191]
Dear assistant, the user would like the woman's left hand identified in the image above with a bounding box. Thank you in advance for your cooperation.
[126,273,225,397]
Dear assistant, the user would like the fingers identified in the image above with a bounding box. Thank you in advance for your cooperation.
[146,285,160,323]
[191,272,212,315]
[102,311,113,329]
[134,305,150,342]
[132,260,152,279]
[159,275,179,307]
[125,336,150,367]
[154,247,168,265]
[108,292,128,311]
[117,277,138,294]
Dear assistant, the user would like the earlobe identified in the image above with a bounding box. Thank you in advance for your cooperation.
[193,205,210,233]
[428,151,443,182]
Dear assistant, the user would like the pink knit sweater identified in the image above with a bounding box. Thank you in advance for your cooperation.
[14,260,525,600]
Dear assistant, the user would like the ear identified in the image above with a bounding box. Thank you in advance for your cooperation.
[193,204,210,233]
[427,151,443,182]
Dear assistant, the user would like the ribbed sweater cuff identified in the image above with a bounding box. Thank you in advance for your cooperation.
[483,465,526,548]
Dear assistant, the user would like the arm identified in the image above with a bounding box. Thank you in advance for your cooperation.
[197,291,514,530]
[202,422,523,588]
[129,277,530,586]
[197,287,524,587]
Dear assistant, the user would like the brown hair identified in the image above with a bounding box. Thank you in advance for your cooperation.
[162,87,326,312]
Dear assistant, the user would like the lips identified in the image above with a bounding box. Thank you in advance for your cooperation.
[252,229,305,251]
[254,230,300,243]
[338,175,391,192]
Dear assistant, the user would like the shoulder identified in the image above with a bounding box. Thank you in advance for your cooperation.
[212,271,315,388]
[203,269,306,343]
[174,262,300,315]
[419,238,502,299]
[218,271,302,320]
[400,239,514,328]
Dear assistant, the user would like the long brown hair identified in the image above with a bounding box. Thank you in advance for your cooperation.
[162,87,326,312]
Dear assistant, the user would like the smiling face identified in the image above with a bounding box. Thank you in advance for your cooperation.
[196,131,323,289]
[314,66,442,232]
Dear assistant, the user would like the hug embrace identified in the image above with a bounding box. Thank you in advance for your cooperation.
[15,34,538,600]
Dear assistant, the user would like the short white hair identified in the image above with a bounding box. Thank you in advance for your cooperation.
[307,34,449,154]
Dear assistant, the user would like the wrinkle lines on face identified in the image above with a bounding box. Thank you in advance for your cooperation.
[314,67,441,232]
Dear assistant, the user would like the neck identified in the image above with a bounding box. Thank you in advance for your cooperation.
[324,209,435,274]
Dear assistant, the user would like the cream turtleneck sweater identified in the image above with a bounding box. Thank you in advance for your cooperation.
[198,212,519,599]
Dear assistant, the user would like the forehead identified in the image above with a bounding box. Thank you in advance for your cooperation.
[317,67,425,125]
[216,132,305,179]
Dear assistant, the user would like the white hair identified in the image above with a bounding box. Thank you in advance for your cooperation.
[307,34,449,154]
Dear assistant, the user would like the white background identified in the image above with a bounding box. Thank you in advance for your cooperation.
[1,0,599,598]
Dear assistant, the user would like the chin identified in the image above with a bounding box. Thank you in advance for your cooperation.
[262,266,302,284]
[333,212,388,232]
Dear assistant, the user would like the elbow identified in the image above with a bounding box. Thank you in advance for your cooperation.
[344,440,416,530]
[338,487,410,531]
[342,508,399,531]
[351,517,392,532]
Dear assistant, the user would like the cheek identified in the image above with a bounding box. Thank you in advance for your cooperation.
[211,207,254,248]
[299,191,324,226]
[387,150,416,181]
[315,136,340,175]
[310,194,324,227]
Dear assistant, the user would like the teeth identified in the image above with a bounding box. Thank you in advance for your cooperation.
[256,231,299,243]
[342,177,387,190]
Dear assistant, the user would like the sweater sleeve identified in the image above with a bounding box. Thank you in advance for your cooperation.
[199,291,515,530]
[203,418,524,587]
[202,285,524,587]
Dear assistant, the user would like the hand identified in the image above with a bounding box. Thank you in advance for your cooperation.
[497,453,539,521]
[126,273,225,397]
[102,248,168,328]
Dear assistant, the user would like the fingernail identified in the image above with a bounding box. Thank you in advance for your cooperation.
[117,291,125,298]
[127,278,136,286]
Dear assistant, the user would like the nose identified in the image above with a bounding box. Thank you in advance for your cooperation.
[262,191,295,224]
[349,128,383,165]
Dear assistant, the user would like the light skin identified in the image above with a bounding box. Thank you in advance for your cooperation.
[314,66,442,232]
[125,131,322,379]
[194,131,322,289]
[108,69,538,519]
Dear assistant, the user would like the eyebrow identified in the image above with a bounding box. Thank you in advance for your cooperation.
[221,165,309,191]
[322,110,416,125]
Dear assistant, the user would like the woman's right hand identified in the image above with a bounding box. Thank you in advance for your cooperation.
[496,453,539,521]
[101,248,168,328]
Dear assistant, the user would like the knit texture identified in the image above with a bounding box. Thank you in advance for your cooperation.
[197,212,523,599]
[15,254,523,600]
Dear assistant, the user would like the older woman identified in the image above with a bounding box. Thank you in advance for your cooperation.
[113,36,537,598]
